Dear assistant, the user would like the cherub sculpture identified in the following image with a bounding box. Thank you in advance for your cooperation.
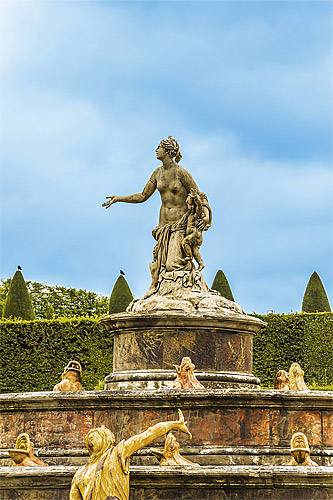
[53,360,84,392]
[288,432,318,466]
[7,433,47,466]
[150,432,199,466]
[181,189,210,271]
[288,362,309,391]
[173,357,205,390]
[70,409,192,500]
[274,370,290,390]
[274,363,308,391]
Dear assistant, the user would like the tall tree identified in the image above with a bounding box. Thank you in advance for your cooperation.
[211,270,235,301]
[3,270,36,320]
[302,272,331,313]
[109,275,133,314]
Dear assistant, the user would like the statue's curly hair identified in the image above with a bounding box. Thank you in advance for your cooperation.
[159,136,182,163]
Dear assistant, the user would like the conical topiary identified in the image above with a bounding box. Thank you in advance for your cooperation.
[3,270,36,320]
[108,275,133,314]
[211,269,235,301]
[302,271,331,313]
[45,302,55,320]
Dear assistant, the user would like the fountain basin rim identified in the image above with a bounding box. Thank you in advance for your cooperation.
[0,389,332,412]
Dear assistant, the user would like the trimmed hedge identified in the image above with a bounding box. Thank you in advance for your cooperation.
[253,312,332,387]
[302,271,331,313]
[1,313,331,393]
[3,271,35,320]
[211,270,235,301]
[0,318,113,393]
[109,275,133,314]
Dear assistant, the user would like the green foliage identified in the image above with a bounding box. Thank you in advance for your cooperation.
[211,269,235,301]
[45,302,55,320]
[0,318,113,393]
[253,312,333,388]
[0,279,109,319]
[302,271,331,313]
[108,276,133,314]
[94,379,106,390]
[3,271,35,320]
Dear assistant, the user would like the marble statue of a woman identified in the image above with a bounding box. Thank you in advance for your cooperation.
[103,136,243,314]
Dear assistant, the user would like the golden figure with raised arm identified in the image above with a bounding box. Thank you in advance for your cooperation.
[70,409,192,500]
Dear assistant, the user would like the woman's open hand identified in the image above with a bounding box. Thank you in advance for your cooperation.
[102,196,118,208]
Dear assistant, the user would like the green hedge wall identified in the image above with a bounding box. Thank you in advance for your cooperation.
[1,313,331,393]
[253,312,333,387]
[0,318,113,393]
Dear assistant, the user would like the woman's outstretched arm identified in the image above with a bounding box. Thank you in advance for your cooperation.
[102,169,158,208]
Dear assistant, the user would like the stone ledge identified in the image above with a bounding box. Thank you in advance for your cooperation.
[1,389,332,412]
[0,465,332,489]
[1,445,332,467]
[100,310,265,334]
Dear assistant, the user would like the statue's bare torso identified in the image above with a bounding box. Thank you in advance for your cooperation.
[150,165,198,226]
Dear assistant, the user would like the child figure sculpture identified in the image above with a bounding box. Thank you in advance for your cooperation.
[182,189,208,271]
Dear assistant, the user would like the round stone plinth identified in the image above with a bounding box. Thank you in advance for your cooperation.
[105,369,260,390]
[101,311,265,390]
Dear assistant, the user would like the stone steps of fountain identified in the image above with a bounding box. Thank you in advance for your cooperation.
[0,465,332,500]
[1,445,332,467]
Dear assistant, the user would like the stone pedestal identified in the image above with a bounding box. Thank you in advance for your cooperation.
[101,311,265,389]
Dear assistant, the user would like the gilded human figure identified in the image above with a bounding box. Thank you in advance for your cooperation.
[288,432,318,466]
[70,409,192,500]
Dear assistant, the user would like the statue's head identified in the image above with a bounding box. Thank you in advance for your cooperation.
[156,136,182,163]
[86,425,115,457]
[290,432,310,465]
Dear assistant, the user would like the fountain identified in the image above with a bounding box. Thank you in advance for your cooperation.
[0,137,332,499]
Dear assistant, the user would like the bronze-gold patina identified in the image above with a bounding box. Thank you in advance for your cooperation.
[274,370,289,390]
[274,363,308,391]
[288,432,318,466]
[173,357,205,390]
[70,409,192,500]
[7,433,47,466]
[288,363,309,391]
[150,432,199,466]
[53,360,84,391]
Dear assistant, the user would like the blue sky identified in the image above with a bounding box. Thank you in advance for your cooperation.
[1,0,332,313]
